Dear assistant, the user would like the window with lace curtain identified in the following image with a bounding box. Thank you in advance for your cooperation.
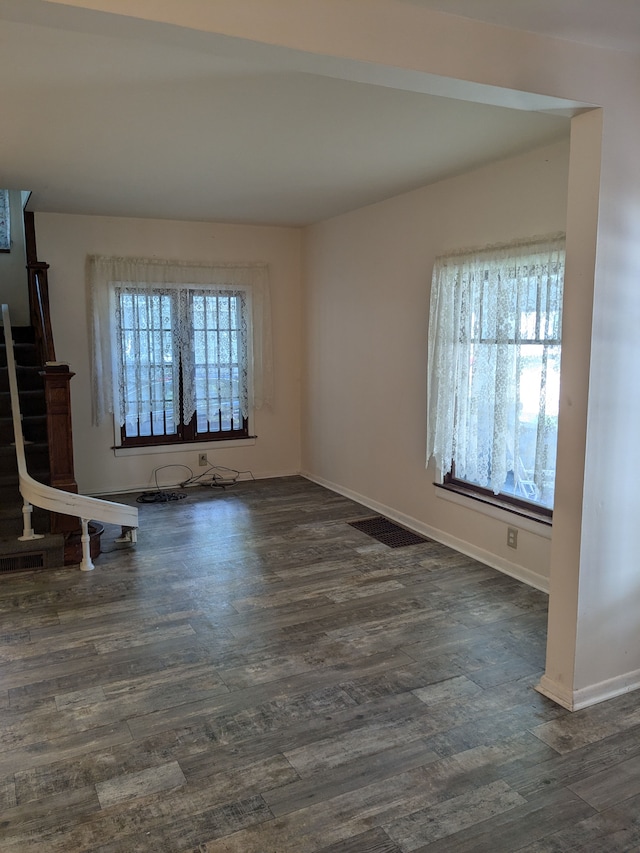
[426,234,565,515]
[87,255,273,448]
[0,190,10,252]
[116,286,249,446]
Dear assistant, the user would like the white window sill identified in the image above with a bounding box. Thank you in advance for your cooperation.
[113,437,256,457]
[434,482,552,539]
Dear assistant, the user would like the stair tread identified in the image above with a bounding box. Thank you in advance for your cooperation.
[0,325,70,562]
[0,535,63,551]
[0,326,36,344]
[0,532,65,572]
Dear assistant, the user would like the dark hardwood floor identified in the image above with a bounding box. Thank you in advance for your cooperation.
[1,476,640,852]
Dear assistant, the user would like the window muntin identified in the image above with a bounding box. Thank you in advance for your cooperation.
[116,287,249,447]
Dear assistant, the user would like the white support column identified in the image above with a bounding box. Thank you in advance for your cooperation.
[537,109,602,710]
[18,500,44,542]
[115,526,137,544]
[79,518,94,571]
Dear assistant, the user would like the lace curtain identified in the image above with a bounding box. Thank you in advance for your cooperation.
[87,255,273,427]
[426,234,565,504]
[0,190,10,250]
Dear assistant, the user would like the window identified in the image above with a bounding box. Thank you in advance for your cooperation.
[426,234,565,513]
[116,287,249,446]
[88,256,273,446]
[0,190,10,252]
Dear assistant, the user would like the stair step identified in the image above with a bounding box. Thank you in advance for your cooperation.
[0,418,14,446]
[0,389,46,418]
[0,365,44,392]
[0,503,50,534]
[0,326,35,346]
[0,439,50,458]
[0,414,47,444]
[0,416,48,444]
[0,342,40,368]
[0,533,65,573]
[0,447,50,488]
[0,474,50,493]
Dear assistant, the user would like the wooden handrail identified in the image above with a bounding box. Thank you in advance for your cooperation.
[2,304,138,569]
[24,213,55,365]
[29,263,56,365]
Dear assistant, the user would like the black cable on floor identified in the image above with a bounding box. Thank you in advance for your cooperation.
[136,491,187,503]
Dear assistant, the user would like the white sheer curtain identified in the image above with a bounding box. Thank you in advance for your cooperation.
[0,190,10,251]
[426,234,565,505]
[87,255,273,428]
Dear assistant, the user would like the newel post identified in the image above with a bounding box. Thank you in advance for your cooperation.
[41,363,80,535]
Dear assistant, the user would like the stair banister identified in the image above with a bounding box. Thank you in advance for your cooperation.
[2,303,138,570]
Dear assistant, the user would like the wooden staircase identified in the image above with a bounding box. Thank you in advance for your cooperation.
[0,323,65,571]
[1,212,137,573]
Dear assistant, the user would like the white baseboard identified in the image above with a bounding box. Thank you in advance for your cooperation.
[536,669,640,711]
[302,471,549,593]
[534,675,575,710]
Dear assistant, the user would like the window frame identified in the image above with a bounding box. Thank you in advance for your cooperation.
[441,464,553,521]
[88,255,272,446]
[113,284,252,450]
[426,235,565,520]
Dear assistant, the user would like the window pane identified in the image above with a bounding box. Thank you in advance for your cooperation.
[118,290,176,439]
[0,189,10,251]
[429,239,565,513]
[441,243,562,509]
[116,284,249,445]
[192,292,245,434]
[456,339,560,510]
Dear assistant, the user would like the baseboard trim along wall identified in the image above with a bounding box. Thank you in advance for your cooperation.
[536,668,640,711]
[302,472,549,594]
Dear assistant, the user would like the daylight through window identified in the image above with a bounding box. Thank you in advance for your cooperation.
[0,190,10,251]
[116,287,249,445]
[87,255,273,446]
[426,234,565,512]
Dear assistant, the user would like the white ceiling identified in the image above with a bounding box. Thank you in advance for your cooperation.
[409,0,640,54]
[1,1,633,227]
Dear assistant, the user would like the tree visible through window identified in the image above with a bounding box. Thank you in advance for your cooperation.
[427,234,565,513]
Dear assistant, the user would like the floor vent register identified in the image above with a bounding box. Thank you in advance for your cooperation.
[348,516,431,548]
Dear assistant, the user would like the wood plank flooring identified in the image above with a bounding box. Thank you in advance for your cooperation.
[1,476,640,851]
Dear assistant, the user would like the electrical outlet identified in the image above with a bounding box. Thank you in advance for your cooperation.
[507,527,518,549]
[198,453,208,467]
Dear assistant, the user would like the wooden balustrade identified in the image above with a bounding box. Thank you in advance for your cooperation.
[23,211,79,532]
[25,212,56,365]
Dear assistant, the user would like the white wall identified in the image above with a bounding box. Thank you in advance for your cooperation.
[302,140,569,591]
[34,213,302,494]
[0,190,29,325]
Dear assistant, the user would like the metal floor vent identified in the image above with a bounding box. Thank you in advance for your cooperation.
[348,516,431,548]
[0,552,45,573]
